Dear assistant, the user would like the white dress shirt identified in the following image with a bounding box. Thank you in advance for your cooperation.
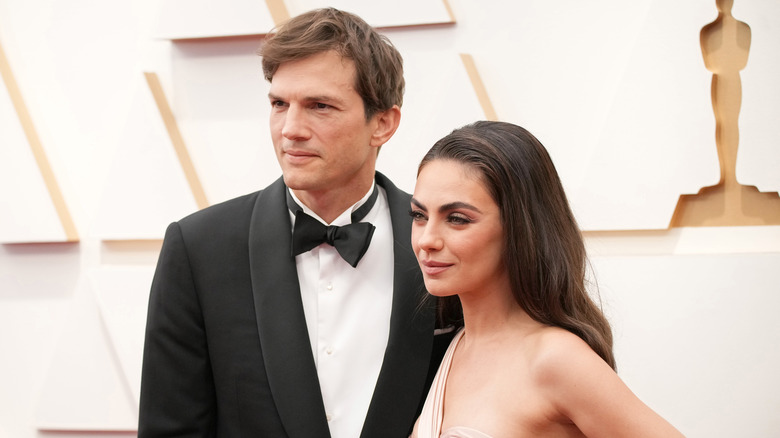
[289,183,394,438]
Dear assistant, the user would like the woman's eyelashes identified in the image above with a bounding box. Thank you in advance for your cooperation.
[409,208,473,225]
[409,209,427,222]
[446,213,472,225]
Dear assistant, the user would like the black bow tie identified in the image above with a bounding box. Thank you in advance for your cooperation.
[288,186,378,268]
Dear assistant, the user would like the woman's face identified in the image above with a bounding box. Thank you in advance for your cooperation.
[411,159,507,299]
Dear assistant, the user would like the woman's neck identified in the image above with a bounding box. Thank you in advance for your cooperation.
[458,285,538,342]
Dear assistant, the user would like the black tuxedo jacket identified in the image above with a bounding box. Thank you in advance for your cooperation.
[139,172,449,437]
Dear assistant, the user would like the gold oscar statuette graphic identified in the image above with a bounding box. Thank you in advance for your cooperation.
[671,0,780,226]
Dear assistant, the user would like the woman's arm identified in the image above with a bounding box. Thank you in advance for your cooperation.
[537,330,684,438]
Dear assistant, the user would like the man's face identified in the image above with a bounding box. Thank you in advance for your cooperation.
[268,50,380,197]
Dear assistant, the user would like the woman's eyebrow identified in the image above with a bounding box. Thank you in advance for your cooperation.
[411,198,481,214]
[411,198,427,211]
[439,201,482,214]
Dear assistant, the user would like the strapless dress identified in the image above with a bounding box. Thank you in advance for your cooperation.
[441,426,494,438]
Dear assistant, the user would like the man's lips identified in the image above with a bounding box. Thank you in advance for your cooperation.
[420,260,453,275]
[283,149,318,163]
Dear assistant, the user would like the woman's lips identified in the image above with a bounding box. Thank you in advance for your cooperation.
[420,260,452,276]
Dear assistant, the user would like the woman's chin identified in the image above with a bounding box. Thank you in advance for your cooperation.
[424,285,457,298]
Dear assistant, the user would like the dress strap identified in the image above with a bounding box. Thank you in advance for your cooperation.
[416,329,466,437]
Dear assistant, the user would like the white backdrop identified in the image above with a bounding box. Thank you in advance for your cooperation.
[1,0,779,437]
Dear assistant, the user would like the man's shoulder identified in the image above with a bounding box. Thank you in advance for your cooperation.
[177,177,285,228]
[178,191,259,229]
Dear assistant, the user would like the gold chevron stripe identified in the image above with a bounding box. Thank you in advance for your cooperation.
[441,0,456,22]
[144,72,209,210]
[265,0,291,26]
[0,38,79,241]
[460,53,497,121]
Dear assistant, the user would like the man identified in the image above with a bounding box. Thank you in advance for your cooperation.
[138,8,449,438]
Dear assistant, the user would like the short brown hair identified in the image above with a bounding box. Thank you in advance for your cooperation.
[258,8,404,120]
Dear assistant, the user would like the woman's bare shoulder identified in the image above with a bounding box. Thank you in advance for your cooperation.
[523,326,609,387]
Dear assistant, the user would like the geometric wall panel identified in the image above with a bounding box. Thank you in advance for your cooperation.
[155,0,277,39]
[92,74,200,240]
[1,0,180,243]
[155,0,453,40]
[0,41,77,243]
[35,269,146,431]
[168,37,273,204]
[733,2,780,194]
[378,49,493,192]
[91,266,154,411]
[445,0,717,230]
[591,252,780,437]
[574,0,717,230]
[0,74,68,243]
[35,266,153,431]
[145,72,210,211]
[285,0,454,28]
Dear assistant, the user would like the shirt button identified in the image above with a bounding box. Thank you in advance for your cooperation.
[326,347,333,355]
[326,283,333,291]
[326,413,332,422]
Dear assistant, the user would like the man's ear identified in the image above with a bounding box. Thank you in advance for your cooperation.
[369,105,401,148]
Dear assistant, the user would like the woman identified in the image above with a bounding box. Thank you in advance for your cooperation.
[409,121,683,437]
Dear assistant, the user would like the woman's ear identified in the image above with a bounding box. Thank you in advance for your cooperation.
[369,105,401,148]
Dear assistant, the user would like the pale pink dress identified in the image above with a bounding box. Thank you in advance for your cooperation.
[413,330,495,438]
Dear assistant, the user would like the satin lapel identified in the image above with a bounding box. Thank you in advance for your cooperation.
[361,172,435,438]
[248,177,330,438]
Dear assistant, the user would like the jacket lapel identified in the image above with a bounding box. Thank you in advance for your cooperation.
[360,172,435,438]
[248,177,330,438]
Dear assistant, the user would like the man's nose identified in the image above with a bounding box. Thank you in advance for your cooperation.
[281,105,310,141]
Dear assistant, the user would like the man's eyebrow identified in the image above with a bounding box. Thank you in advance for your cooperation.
[267,92,343,104]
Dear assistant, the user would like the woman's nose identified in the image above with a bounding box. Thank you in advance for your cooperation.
[415,222,442,252]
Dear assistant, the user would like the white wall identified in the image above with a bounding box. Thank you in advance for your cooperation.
[1,1,778,437]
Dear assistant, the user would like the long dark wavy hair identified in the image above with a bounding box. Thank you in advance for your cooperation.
[418,121,615,370]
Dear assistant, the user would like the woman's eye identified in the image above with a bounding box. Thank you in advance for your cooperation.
[448,214,471,225]
[409,210,426,221]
